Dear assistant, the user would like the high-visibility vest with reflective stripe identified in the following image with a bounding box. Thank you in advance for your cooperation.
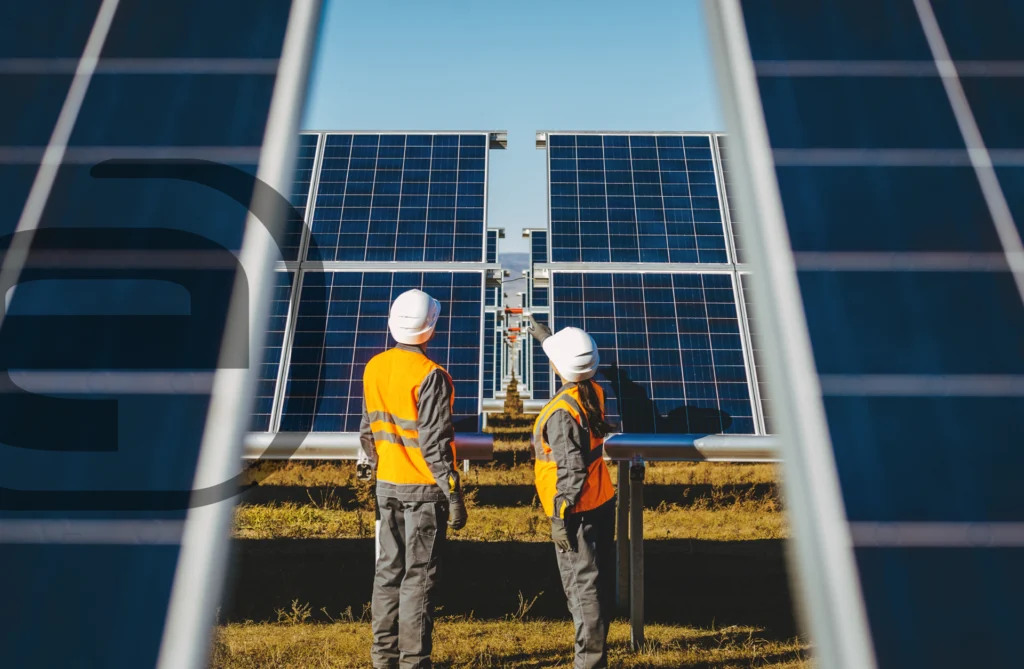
[533,382,614,518]
[364,347,455,487]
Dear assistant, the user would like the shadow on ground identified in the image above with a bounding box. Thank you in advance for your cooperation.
[221,538,797,638]
[240,482,777,509]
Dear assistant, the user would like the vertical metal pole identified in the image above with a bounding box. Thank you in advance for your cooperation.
[629,459,646,650]
[616,462,630,610]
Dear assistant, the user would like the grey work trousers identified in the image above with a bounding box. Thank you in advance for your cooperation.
[555,499,616,669]
[371,496,448,669]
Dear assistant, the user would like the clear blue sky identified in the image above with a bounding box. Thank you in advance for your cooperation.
[302,0,724,254]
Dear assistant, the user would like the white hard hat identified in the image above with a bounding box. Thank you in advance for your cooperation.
[388,289,441,345]
[542,327,599,383]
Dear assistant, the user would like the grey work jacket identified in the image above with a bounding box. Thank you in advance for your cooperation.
[539,382,594,516]
[359,343,461,503]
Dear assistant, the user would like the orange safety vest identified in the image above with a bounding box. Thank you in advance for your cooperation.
[533,382,615,518]
[364,347,456,487]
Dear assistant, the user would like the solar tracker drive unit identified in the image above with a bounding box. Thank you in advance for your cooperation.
[252,132,506,436]
[708,1,1024,667]
[1,2,321,668]
[536,131,769,435]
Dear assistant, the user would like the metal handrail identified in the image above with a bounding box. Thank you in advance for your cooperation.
[242,432,494,461]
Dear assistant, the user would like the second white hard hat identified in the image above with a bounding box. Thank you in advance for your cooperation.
[388,289,441,345]
[542,326,600,382]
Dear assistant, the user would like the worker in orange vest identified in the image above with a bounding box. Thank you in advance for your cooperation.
[360,289,468,669]
[528,318,616,669]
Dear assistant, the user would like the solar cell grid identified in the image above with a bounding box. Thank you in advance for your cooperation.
[548,134,728,264]
[280,133,319,260]
[552,272,753,433]
[280,271,483,433]
[251,272,294,431]
[308,133,487,263]
[531,311,552,400]
[487,228,498,263]
[739,274,770,432]
[715,135,745,263]
[483,311,496,399]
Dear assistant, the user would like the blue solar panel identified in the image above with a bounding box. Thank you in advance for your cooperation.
[485,284,499,307]
[251,272,294,431]
[715,135,745,263]
[483,311,496,399]
[307,133,488,263]
[487,228,498,263]
[547,134,728,264]
[280,133,319,260]
[0,2,312,667]
[739,274,770,433]
[530,311,552,400]
[279,271,483,433]
[551,272,754,433]
[725,2,1024,666]
[530,229,548,265]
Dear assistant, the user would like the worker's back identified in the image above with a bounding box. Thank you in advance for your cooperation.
[363,346,454,491]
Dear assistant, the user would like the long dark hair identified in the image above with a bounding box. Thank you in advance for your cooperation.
[576,378,613,439]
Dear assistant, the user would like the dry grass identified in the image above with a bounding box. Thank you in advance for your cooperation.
[242,460,780,488]
[233,496,785,542]
[211,618,809,669]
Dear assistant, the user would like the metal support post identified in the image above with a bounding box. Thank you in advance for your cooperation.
[629,458,646,650]
[616,462,630,610]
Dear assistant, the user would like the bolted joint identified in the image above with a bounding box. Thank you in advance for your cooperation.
[629,458,646,481]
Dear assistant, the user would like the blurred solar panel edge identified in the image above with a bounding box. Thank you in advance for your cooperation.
[1,2,323,668]
[707,1,1024,667]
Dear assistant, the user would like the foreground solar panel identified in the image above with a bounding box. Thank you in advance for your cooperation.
[279,271,483,433]
[0,2,320,668]
[709,1,1024,667]
[551,272,754,433]
[307,133,489,262]
[547,133,728,263]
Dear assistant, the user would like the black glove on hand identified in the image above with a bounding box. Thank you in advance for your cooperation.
[448,495,468,531]
[551,518,574,553]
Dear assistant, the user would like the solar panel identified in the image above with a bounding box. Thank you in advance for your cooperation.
[306,133,488,263]
[279,271,483,433]
[483,311,496,399]
[710,2,1024,667]
[715,135,745,263]
[487,228,498,263]
[1,3,318,669]
[280,133,319,260]
[547,134,728,264]
[739,274,770,433]
[551,272,754,433]
[251,272,295,431]
[530,228,548,265]
[530,311,552,400]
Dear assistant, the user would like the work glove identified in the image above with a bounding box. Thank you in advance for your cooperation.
[525,313,552,343]
[448,495,468,531]
[551,518,574,553]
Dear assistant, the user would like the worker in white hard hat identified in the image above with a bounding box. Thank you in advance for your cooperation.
[527,315,616,669]
[359,289,468,669]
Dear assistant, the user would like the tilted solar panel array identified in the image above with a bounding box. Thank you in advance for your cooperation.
[540,132,762,434]
[711,1,1024,666]
[252,272,296,432]
[255,132,501,435]
[548,134,728,263]
[552,272,754,433]
[307,133,488,262]
[1,2,319,668]
[483,311,497,399]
